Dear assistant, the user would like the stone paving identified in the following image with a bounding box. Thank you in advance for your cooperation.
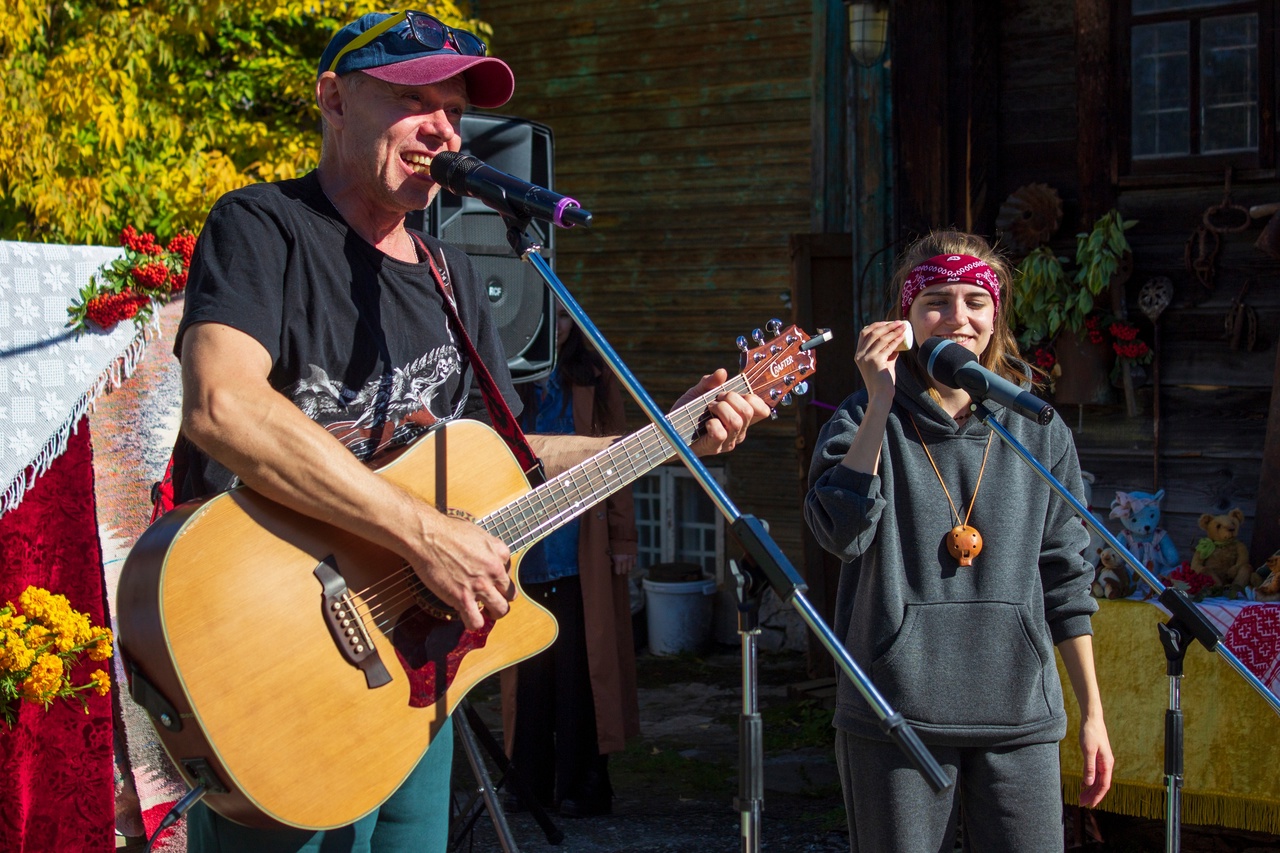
[454,647,848,852]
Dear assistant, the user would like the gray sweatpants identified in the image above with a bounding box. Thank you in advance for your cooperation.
[835,730,1064,853]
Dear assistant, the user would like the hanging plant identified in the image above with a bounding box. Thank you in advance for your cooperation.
[1073,209,1138,313]
[1009,246,1072,348]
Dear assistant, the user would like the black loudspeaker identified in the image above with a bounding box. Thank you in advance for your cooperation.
[418,113,557,383]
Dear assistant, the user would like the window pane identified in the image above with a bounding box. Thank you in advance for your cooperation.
[634,475,664,568]
[1201,14,1258,152]
[1132,22,1190,157]
[1134,0,1237,12]
[674,477,718,571]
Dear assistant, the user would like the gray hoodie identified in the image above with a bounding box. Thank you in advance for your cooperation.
[805,365,1095,748]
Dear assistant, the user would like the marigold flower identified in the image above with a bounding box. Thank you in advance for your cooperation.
[0,628,35,672]
[23,623,50,651]
[20,654,65,703]
[87,628,114,662]
[88,669,111,697]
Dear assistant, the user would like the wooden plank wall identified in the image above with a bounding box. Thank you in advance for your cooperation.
[994,0,1279,565]
[474,0,818,560]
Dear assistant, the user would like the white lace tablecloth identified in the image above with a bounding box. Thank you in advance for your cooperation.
[0,240,152,517]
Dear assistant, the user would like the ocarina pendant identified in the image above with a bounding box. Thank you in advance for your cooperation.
[946,524,983,567]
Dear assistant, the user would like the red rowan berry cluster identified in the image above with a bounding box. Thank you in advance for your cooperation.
[166,232,197,268]
[1166,563,1217,598]
[1030,346,1056,371]
[83,290,151,327]
[68,224,200,332]
[1107,321,1151,363]
[1083,313,1105,345]
[130,262,171,290]
[120,225,166,257]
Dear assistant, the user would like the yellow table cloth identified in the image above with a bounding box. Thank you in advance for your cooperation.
[1057,598,1280,833]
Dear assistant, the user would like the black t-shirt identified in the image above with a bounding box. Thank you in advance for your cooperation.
[172,170,521,501]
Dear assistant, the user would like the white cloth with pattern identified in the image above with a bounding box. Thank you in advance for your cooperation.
[0,240,151,517]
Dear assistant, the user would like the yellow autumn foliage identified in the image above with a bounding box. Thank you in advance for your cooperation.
[0,0,493,246]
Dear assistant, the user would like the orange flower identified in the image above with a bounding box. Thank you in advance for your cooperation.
[0,628,35,672]
[87,628,114,662]
[20,654,64,703]
[88,670,111,697]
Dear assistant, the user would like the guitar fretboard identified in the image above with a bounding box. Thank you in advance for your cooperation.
[479,374,752,550]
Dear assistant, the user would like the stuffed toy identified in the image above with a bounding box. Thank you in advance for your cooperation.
[1091,547,1133,600]
[1080,471,1108,567]
[1190,508,1252,590]
[1109,490,1180,577]
[1252,553,1280,602]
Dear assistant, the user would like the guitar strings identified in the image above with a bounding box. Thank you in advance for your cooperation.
[346,414,684,628]
[350,370,762,632]
[349,356,791,634]
[341,348,803,635]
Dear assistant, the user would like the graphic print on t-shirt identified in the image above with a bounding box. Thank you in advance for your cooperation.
[286,343,466,460]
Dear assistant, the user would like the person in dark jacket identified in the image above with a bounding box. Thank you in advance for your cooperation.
[805,230,1113,853]
[500,308,640,818]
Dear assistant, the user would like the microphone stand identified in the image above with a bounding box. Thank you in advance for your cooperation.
[498,213,951,851]
[969,401,1280,853]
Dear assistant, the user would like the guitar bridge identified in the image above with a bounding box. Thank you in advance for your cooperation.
[313,556,392,689]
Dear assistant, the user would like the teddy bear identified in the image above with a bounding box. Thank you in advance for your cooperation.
[1252,553,1280,602]
[1091,547,1133,600]
[1190,508,1253,590]
[1109,490,1180,577]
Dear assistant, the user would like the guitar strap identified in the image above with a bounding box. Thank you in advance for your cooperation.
[415,234,545,486]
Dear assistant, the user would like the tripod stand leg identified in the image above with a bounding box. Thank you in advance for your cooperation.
[453,706,520,853]
[456,699,565,847]
[1165,673,1184,853]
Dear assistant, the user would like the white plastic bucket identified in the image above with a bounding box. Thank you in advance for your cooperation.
[642,575,718,655]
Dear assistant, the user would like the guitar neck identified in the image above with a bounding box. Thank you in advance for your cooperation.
[479,373,752,551]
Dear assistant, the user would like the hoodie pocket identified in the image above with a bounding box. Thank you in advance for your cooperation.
[872,601,1054,728]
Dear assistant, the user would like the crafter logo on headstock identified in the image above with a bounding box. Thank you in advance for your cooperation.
[769,355,795,378]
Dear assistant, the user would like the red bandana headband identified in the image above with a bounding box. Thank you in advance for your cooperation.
[900,254,1001,316]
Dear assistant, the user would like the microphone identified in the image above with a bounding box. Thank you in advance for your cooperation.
[918,337,1055,425]
[429,151,592,228]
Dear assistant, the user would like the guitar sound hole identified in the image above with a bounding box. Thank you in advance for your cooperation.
[407,571,468,621]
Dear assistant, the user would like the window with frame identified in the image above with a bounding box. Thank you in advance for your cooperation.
[1125,0,1272,171]
[633,467,725,575]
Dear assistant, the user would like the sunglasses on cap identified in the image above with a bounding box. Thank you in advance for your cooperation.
[327,10,488,74]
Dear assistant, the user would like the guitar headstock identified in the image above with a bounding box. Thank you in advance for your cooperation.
[736,320,831,409]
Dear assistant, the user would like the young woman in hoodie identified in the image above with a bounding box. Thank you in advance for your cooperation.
[805,231,1113,852]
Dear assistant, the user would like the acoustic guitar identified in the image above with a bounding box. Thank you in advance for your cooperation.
[117,322,822,830]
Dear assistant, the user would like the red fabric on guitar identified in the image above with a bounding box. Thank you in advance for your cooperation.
[0,420,114,853]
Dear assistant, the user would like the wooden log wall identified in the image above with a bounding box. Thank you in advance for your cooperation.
[475,0,818,562]
[992,0,1279,566]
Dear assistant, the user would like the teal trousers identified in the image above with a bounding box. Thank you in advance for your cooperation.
[186,715,454,853]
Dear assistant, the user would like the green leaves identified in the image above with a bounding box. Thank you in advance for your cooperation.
[1074,209,1137,298]
[1009,210,1138,348]
[0,0,491,246]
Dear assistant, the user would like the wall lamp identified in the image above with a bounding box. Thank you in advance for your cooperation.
[845,1,890,67]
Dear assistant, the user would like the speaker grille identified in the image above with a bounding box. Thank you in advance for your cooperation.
[421,114,557,382]
[445,215,548,362]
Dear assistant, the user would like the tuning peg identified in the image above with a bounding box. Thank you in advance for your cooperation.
[751,328,764,344]
[769,409,779,420]
[766,318,782,336]
[736,335,749,352]
[780,393,794,406]
[794,381,809,396]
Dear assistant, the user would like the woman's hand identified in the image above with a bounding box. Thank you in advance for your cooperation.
[611,554,636,576]
[1078,711,1114,808]
[854,321,910,405]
